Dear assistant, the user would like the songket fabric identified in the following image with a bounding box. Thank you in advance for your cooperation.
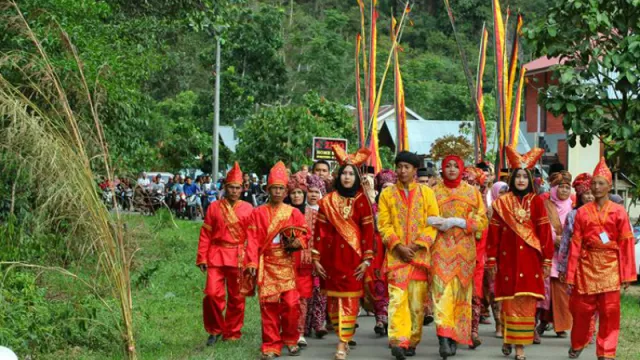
[328,297,360,343]
[566,201,636,358]
[245,204,310,355]
[431,182,488,345]
[313,191,375,342]
[502,296,537,345]
[378,182,440,349]
[388,281,428,348]
[196,199,253,340]
[486,193,554,345]
[364,204,389,324]
[296,208,317,334]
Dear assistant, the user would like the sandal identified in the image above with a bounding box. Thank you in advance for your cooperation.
[287,345,301,356]
[315,328,328,339]
[260,353,277,360]
[502,344,513,356]
[515,355,526,360]
[469,334,482,349]
[568,348,583,359]
[334,350,347,360]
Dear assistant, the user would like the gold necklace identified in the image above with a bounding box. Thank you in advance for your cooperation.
[341,196,354,219]
[513,195,532,224]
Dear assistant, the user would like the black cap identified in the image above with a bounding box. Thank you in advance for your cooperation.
[395,151,420,168]
[476,162,489,171]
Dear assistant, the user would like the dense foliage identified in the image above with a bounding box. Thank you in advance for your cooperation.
[526,0,640,196]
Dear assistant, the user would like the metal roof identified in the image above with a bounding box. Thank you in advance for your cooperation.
[219,125,238,153]
[381,119,532,156]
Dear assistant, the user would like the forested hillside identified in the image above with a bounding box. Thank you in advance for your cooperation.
[1,0,550,175]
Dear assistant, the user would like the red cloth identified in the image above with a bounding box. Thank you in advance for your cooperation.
[566,201,637,293]
[260,290,300,355]
[570,290,620,358]
[196,199,253,267]
[442,155,464,189]
[473,229,488,297]
[294,209,317,298]
[486,194,554,300]
[203,266,245,339]
[314,192,375,297]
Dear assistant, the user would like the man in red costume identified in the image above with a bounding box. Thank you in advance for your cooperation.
[196,162,253,345]
[245,161,311,360]
[566,157,636,360]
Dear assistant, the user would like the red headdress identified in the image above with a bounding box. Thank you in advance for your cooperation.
[592,157,612,184]
[506,145,544,170]
[267,161,288,189]
[442,155,465,189]
[225,161,243,186]
[288,171,308,193]
[332,145,371,167]
[572,173,592,196]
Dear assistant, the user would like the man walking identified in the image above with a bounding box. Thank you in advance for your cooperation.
[566,157,636,360]
[245,161,311,360]
[196,162,253,345]
[378,151,440,360]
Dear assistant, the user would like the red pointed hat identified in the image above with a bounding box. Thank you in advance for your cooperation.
[225,162,243,186]
[267,161,288,189]
[506,145,544,170]
[332,145,371,167]
[593,157,612,184]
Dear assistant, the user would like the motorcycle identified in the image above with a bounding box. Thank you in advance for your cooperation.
[174,193,187,219]
[186,194,199,220]
[202,190,218,213]
[149,189,166,214]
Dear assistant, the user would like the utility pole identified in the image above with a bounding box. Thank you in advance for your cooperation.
[212,36,221,183]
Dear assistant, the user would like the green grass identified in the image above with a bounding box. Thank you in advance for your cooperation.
[25,214,640,359]
[39,215,262,360]
[619,293,640,360]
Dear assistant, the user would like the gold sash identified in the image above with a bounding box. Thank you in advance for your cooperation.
[493,193,541,253]
[322,192,362,256]
[219,200,246,268]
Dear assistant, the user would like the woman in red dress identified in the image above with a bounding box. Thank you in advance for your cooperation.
[313,146,375,360]
[486,146,554,360]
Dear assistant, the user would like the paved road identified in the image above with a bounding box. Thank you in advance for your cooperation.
[298,315,597,360]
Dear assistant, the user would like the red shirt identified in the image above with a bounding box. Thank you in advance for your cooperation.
[196,199,253,267]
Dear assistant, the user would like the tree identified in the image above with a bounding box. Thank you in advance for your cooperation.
[235,92,356,174]
[525,0,640,195]
[430,135,474,163]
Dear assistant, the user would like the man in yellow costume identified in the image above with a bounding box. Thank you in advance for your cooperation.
[378,151,440,360]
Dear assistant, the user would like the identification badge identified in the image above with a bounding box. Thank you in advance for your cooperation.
[599,232,610,244]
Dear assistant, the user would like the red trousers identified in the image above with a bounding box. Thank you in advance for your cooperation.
[203,266,245,340]
[570,290,620,358]
[260,290,300,355]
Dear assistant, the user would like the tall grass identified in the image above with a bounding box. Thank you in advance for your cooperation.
[0,1,136,358]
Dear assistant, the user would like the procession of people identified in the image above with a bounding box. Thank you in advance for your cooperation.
[196,145,636,360]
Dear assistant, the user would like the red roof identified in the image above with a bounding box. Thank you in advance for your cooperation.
[524,56,562,74]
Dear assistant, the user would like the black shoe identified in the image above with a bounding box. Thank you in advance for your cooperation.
[449,339,457,356]
[405,347,416,357]
[206,334,219,346]
[438,336,453,359]
[348,340,357,347]
[423,314,434,326]
[391,346,406,360]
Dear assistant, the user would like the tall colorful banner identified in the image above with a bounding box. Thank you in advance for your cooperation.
[392,16,408,152]
[355,34,365,148]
